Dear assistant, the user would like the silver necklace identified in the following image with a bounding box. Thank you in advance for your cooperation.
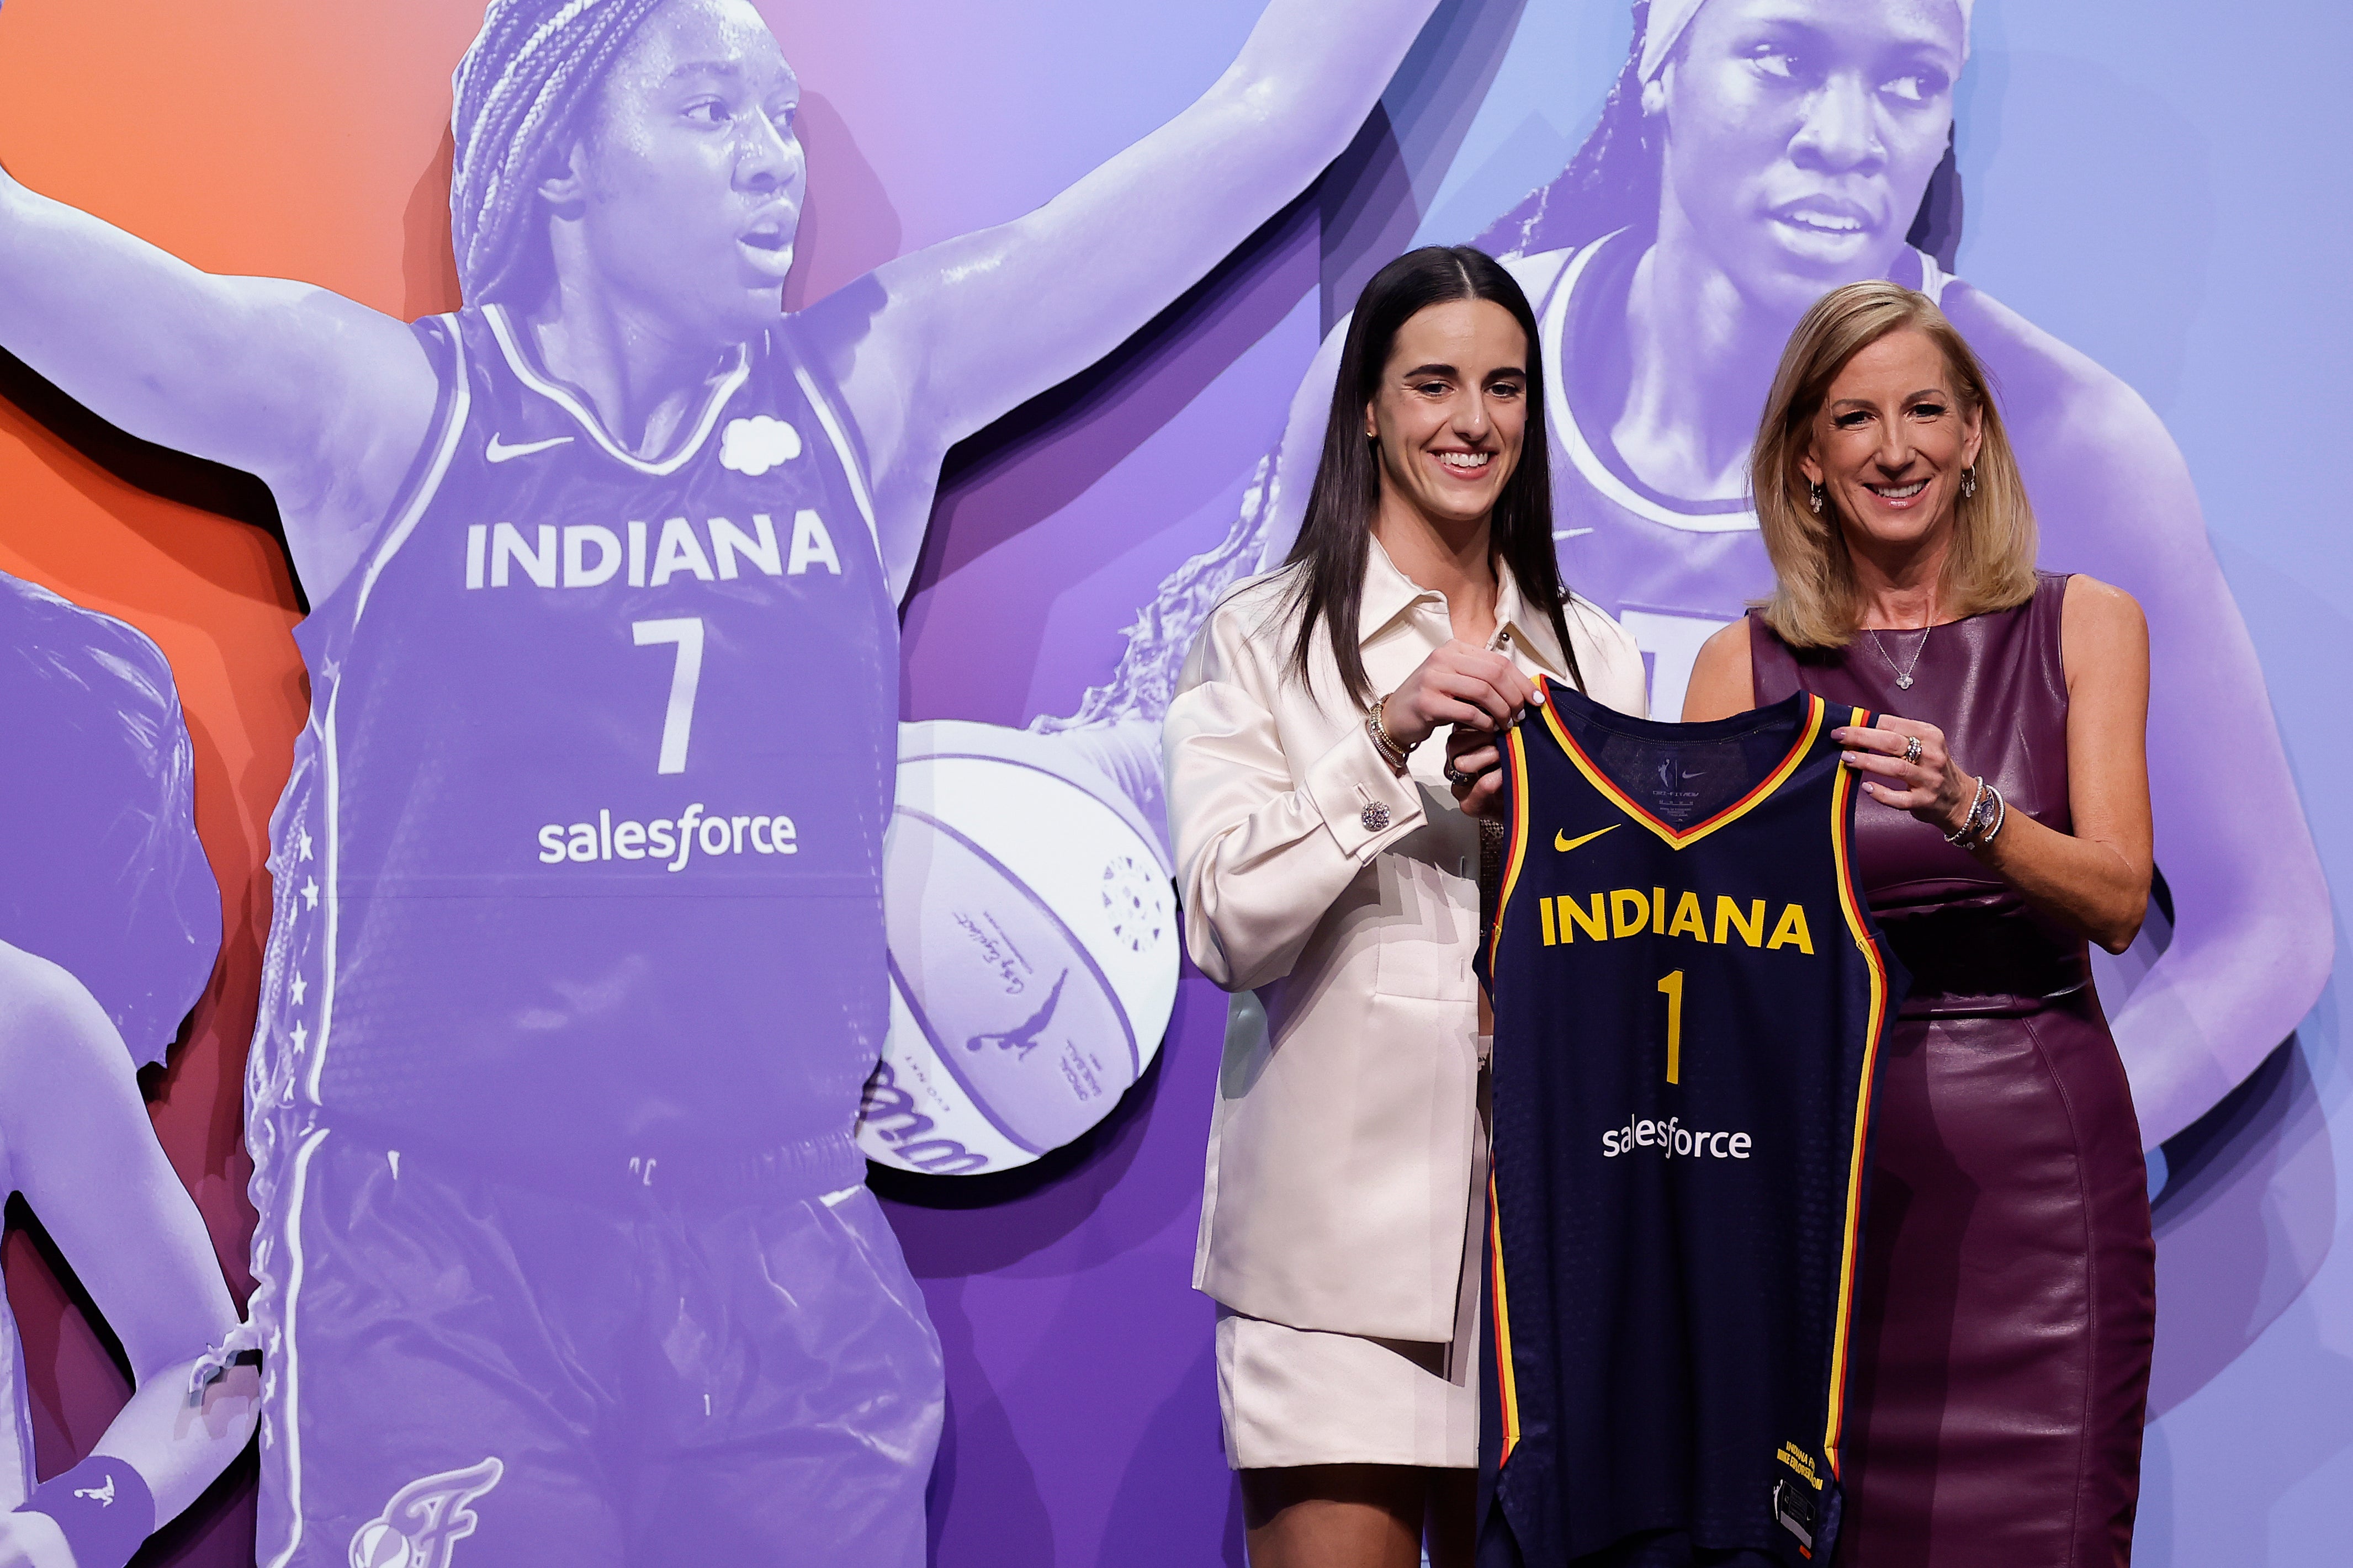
[1867,615,1934,690]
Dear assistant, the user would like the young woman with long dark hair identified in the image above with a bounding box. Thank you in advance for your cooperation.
[1162,246,1646,1568]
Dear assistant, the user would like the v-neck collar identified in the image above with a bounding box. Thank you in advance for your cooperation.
[483,304,751,478]
[1538,688,1825,850]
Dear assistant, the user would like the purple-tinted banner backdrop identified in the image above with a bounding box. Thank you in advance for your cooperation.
[877,1,2349,1564]
[0,0,2341,1564]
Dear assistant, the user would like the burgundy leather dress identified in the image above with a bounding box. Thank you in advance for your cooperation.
[1750,573,2155,1568]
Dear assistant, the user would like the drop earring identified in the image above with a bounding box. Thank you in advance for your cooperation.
[1808,481,1825,516]
[1960,465,1978,499]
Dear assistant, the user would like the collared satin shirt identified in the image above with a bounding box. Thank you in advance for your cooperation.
[1165,540,1648,1342]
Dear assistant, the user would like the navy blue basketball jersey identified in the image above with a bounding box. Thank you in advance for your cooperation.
[1477,685,1907,1567]
[248,305,894,1174]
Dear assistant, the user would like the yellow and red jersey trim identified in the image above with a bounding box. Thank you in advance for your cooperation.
[1489,1170,1522,1464]
[1537,688,1826,853]
[1486,724,1535,978]
[1821,706,1891,1479]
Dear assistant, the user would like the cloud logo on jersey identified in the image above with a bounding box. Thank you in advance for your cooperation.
[347,1458,503,1568]
[719,414,802,476]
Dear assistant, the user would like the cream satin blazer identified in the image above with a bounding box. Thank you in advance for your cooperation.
[1165,541,1647,1342]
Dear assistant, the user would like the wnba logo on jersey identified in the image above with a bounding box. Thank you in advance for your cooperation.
[462,512,842,591]
[347,1457,503,1568]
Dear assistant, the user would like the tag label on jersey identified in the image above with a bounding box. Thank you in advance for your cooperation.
[1773,1477,1817,1553]
[1773,1443,1826,1553]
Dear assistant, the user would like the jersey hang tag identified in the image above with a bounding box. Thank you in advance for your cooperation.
[1773,1477,1818,1552]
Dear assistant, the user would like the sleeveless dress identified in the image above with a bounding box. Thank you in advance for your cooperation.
[1750,573,2155,1568]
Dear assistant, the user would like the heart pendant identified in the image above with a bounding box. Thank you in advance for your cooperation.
[1896,674,1914,689]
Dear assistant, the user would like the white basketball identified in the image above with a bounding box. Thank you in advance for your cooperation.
[860,721,1179,1176]
[349,1521,410,1568]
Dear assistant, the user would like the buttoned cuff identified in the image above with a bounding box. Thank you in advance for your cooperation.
[1304,718,1426,862]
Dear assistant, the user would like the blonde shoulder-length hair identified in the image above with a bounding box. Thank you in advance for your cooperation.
[1751,280,2038,649]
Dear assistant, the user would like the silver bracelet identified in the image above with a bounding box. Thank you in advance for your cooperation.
[1972,785,2008,848]
[1943,777,1990,846]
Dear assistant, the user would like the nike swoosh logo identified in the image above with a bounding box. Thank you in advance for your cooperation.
[1554,825,1619,853]
[485,433,575,463]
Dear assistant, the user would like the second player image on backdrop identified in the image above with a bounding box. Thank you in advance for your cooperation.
[1087,0,2326,1161]
[0,572,257,1568]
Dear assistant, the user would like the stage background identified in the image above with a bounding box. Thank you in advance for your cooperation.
[0,1,2345,1563]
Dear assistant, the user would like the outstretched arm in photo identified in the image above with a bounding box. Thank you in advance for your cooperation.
[803,0,1444,594]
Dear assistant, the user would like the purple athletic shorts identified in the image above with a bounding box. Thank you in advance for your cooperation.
[249,1123,942,1568]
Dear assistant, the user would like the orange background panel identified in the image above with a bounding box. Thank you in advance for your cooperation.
[0,3,487,1560]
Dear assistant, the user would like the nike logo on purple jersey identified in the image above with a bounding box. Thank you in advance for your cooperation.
[484,433,575,463]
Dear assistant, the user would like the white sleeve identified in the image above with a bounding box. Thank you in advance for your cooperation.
[1162,600,1422,993]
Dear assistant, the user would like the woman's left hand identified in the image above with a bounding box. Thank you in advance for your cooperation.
[1832,719,1979,837]
[1445,721,1510,820]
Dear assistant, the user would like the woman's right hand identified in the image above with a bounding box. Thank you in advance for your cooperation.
[1379,640,1533,751]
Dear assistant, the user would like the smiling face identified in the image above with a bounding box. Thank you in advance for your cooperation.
[1365,297,1531,537]
[1799,326,1981,558]
[1657,0,1963,314]
[553,0,804,343]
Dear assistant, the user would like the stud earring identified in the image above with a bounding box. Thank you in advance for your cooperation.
[1960,465,1978,499]
[1808,481,1825,517]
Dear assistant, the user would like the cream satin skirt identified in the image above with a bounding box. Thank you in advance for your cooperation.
[1216,1052,1490,1470]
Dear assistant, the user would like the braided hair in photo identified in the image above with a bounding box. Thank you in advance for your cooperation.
[449,0,671,305]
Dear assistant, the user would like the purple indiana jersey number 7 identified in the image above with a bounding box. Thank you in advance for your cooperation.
[249,304,896,1178]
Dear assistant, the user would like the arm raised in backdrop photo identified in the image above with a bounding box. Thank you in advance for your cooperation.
[0,1,1446,1564]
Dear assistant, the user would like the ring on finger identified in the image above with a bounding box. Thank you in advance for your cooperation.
[1445,762,1478,788]
[1902,736,1924,766]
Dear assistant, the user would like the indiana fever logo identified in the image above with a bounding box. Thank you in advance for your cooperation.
[348,1458,504,1568]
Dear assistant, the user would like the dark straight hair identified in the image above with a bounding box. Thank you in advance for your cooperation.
[1283,244,1584,706]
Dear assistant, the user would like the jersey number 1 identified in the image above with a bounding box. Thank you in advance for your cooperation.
[1657,970,1684,1085]
[633,618,704,774]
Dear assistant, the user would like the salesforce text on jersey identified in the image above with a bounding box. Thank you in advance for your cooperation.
[1601,1115,1753,1161]
[538,804,794,870]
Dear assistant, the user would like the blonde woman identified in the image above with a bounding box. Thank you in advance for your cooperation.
[1684,280,2155,1567]
[1164,247,1645,1567]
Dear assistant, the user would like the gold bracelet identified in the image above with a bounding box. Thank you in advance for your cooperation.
[1366,694,1413,775]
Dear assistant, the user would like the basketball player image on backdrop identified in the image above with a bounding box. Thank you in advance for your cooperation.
[0,573,258,1568]
[0,0,1446,1562]
[1095,0,2328,1155]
